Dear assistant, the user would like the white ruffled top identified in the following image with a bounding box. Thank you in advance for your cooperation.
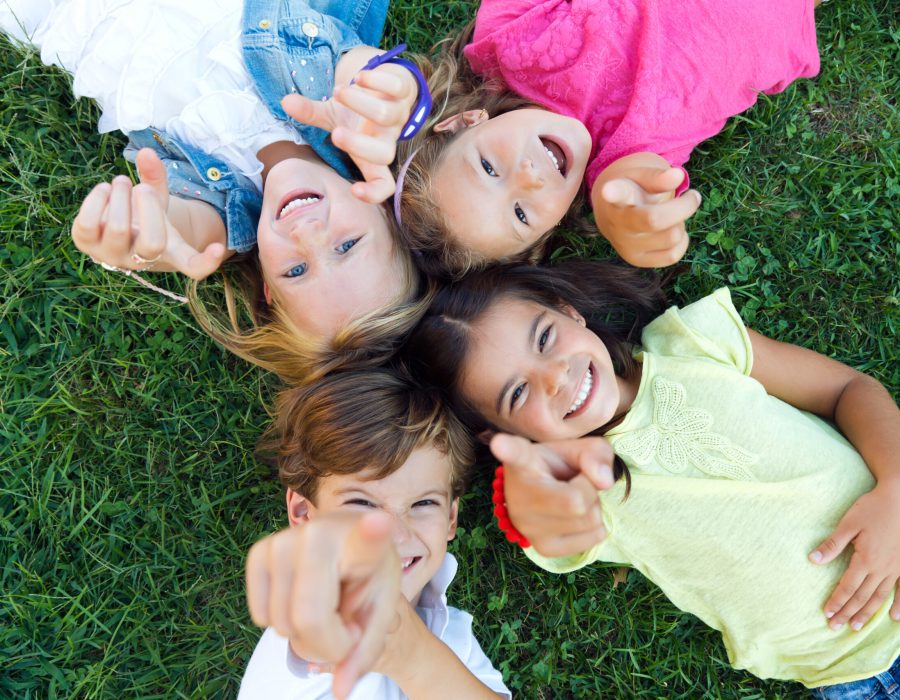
[2,0,304,191]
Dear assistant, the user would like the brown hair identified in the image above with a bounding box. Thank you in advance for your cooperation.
[396,21,591,279]
[187,208,426,385]
[258,366,475,502]
[404,259,668,493]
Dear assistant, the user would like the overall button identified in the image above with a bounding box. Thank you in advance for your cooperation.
[258,19,271,29]
[206,167,222,181]
[301,22,318,37]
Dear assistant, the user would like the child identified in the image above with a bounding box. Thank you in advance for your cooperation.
[392,0,823,276]
[241,368,511,699]
[404,261,899,694]
[1,0,424,380]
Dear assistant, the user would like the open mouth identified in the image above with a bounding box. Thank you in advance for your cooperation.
[565,365,594,418]
[276,190,323,220]
[540,137,568,178]
[400,556,422,572]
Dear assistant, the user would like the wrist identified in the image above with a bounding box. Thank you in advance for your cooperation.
[492,465,530,548]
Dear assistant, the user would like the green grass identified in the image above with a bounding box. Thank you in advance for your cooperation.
[1,2,897,698]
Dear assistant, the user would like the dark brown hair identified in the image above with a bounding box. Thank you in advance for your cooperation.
[257,366,475,502]
[404,259,668,491]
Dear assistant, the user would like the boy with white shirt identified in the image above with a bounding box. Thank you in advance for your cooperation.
[240,369,511,700]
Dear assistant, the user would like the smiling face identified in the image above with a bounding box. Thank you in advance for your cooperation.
[256,156,408,340]
[429,109,591,260]
[459,296,635,442]
[289,446,458,603]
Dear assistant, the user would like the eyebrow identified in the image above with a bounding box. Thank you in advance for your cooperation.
[494,310,546,415]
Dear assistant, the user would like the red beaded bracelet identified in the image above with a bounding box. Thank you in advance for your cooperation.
[491,465,531,548]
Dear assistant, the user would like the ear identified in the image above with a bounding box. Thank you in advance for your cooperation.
[447,498,459,541]
[560,303,586,327]
[286,488,314,525]
[432,109,489,134]
[263,281,272,305]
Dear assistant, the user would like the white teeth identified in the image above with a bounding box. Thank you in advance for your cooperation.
[279,195,320,218]
[544,146,561,173]
[566,368,593,416]
[401,557,415,570]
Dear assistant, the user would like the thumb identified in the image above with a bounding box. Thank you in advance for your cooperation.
[135,148,170,205]
[810,521,858,565]
[282,93,336,132]
[167,236,228,280]
[601,178,645,207]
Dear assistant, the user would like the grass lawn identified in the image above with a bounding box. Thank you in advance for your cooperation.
[1,1,897,698]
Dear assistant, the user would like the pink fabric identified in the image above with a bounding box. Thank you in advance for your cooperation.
[465,0,820,190]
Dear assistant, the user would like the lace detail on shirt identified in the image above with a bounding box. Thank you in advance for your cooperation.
[614,376,757,480]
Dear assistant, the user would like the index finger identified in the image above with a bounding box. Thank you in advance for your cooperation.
[282,93,336,132]
[72,183,112,249]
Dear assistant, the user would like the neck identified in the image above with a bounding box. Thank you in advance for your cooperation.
[604,368,641,431]
[257,141,319,183]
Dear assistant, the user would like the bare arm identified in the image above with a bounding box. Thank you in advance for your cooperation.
[375,599,506,699]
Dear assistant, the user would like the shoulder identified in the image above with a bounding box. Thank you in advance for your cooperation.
[641,288,753,374]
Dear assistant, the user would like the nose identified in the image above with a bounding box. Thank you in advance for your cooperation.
[539,357,568,396]
[288,214,327,243]
[516,159,544,190]
[389,513,413,546]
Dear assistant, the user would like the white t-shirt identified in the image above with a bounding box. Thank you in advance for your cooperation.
[1,0,303,190]
[238,554,511,700]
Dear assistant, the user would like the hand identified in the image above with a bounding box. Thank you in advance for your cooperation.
[282,63,417,204]
[489,433,616,558]
[72,148,227,279]
[245,512,401,699]
[595,165,701,268]
[809,482,900,630]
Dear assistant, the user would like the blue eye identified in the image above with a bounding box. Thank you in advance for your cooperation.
[285,263,307,278]
[413,499,438,507]
[515,203,528,224]
[346,498,375,508]
[481,158,497,177]
[338,237,360,254]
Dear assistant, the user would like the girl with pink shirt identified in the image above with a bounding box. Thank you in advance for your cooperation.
[392,0,823,277]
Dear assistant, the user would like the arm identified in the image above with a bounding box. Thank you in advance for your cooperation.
[72,148,229,279]
[590,152,702,268]
[373,598,506,699]
[748,329,900,628]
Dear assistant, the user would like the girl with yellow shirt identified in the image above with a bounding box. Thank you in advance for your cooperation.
[406,260,899,697]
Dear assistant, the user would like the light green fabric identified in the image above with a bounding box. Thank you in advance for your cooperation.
[525,288,899,687]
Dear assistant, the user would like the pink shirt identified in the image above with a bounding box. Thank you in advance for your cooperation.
[465,0,820,190]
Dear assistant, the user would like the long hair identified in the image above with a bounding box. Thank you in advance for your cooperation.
[187,209,424,385]
[257,366,475,502]
[405,259,668,492]
[396,21,590,279]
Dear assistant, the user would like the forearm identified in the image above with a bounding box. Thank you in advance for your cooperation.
[385,629,502,699]
[833,373,900,489]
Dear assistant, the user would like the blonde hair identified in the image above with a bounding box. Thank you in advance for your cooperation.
[396,21,587,279]
[187,209,424,385]
[258,367,475,502]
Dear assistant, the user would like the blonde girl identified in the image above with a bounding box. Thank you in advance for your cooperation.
[2,0,425,382]
[394,0,824,277]
[404,261,899,694]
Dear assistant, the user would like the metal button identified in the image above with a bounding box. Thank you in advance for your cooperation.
[206,167,222,181]
[301,22,318,37]
[258,19,271,29]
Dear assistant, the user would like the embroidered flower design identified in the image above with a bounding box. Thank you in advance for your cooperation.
[614,377,757,480]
